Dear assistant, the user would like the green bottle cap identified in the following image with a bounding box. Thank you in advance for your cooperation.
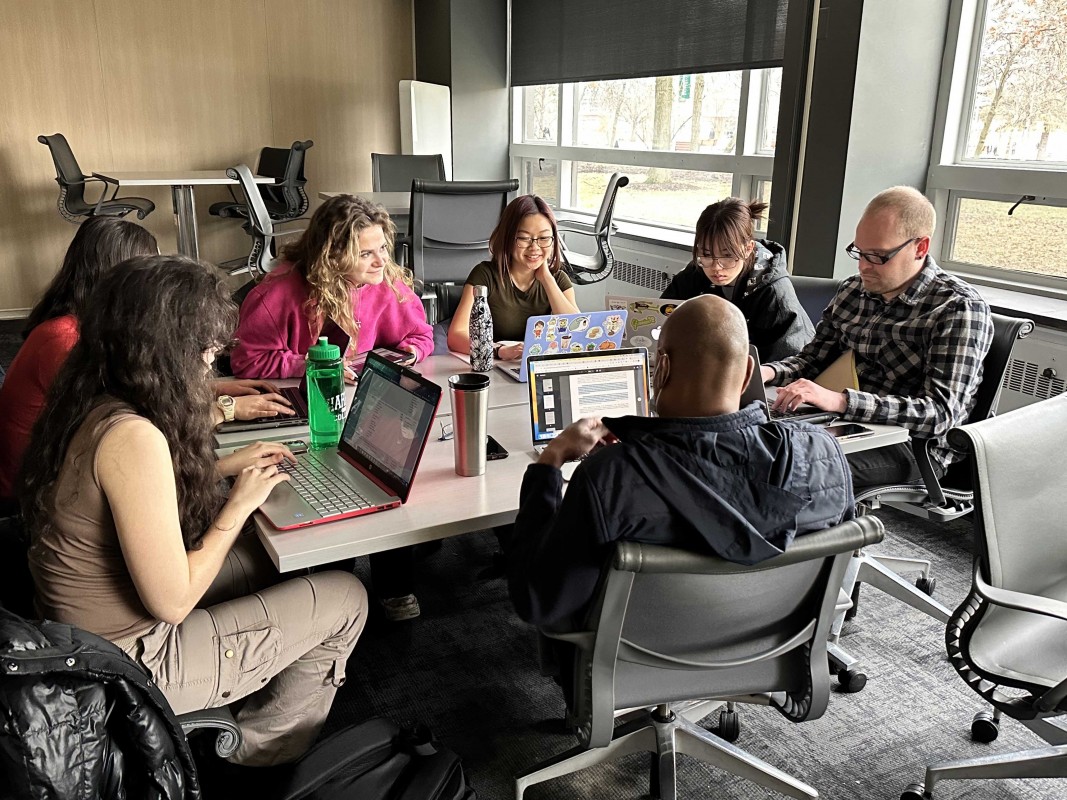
[307,335,341,361]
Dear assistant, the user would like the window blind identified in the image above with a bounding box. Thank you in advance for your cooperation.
[511,0,788,87]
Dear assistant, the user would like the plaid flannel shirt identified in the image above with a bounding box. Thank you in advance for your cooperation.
[767,257,993,472]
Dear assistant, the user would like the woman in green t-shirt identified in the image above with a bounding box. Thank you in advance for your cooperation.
[447,194,579,360]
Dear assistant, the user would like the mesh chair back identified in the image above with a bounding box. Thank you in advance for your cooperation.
[789,276,838,326]
[257,140,313,218]
[227,164,275,277]
[409,179,519,286]
[575,517,883,747]
[969,313,1034,425]
[949,391,1067,592]
[37,133,88,209]
[591,172,629,236]
[371,153,446,192]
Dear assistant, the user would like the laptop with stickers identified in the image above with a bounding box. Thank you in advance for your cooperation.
[497,310,629,382]
[604,295,682,364]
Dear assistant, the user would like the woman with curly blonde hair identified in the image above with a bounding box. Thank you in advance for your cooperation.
[231,194,433,379]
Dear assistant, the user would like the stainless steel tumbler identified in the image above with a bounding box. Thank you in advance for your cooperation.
[448,373,490,476]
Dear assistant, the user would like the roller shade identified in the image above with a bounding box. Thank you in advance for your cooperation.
[511,0,788,86]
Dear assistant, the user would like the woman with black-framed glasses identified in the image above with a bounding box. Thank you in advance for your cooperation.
[661,197,814,362]
[448,194,579,361]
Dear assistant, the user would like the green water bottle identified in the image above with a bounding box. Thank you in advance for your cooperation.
[306,336,345,450]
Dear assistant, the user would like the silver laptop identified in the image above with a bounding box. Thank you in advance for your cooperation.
[605,295,683,363]
[527,348,651,452]
[259,352,441,530]
[742,345,836,424]
[497,310,629,383]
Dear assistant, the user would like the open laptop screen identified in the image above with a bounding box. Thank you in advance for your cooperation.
[527,348,650,444]
[340,353,440,497]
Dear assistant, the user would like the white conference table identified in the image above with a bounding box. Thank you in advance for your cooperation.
[217,351,909,571]
[215,353,528,452]
[318,190,409,218]
[93,170,274,260]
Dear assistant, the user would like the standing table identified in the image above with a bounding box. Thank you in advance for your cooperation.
[93,170,275,260]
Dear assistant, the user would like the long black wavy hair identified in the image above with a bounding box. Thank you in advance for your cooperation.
[22,216,158,338]
[19,255,236,551]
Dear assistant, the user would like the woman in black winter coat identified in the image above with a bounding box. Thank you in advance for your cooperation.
[661,198,814,362]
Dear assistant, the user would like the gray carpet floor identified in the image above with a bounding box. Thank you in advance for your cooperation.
[327,510,1062,800]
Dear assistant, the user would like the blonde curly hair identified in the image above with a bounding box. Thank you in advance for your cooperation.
[281,194,414,341]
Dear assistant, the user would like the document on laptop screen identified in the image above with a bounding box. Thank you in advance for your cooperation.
[568,371,638,417]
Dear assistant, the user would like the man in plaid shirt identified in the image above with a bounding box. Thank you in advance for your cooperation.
[761,186,994,487]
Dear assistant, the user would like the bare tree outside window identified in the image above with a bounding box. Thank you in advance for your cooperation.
[967,0,1067,162]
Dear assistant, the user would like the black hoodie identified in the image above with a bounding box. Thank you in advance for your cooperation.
[661,239,815,361]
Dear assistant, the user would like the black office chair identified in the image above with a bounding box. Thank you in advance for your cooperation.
[515,516,885,800]
[789,275,839,325]
[558,172,629,285]
[370,153,446,192]
[37,133,155,223]
[832,314,1034,686]
[409,178,519,325]
[209,140,313,223]
[901,391,1067,800]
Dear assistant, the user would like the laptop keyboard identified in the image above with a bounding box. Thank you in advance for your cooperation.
[278,451,373,517]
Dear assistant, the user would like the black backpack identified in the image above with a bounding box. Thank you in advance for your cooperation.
[228,718,477,800]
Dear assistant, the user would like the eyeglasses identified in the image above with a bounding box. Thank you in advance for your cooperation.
[438,421,454,441]
[844,237,918,266]
[515,235,555,250]
[696,253,743,269]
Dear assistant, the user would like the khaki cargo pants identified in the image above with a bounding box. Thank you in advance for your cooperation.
[122,528,367,766]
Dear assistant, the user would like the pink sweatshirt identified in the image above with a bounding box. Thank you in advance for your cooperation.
[230,264,434,379]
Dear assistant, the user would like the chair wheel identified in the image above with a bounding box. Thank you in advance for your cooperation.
[916,576,937,596]
[901,783,928,800]
[845,583,861,620]
[971,710,1000,742]
[838,669,867,693]
[714,709,740,743]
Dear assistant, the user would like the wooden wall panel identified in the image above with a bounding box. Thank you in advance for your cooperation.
[0,1,112,310]
[265,0,414,203]
[0,0,414,314]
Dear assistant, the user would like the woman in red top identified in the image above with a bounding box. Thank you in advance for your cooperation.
[0,218,158,509]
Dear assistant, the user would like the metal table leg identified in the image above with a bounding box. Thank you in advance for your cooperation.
[171,185,199,259]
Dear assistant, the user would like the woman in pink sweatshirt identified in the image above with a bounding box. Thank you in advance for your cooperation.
[231,194,433,379]
[230,194,433,622]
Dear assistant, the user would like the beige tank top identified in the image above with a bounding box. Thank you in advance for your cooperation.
[28,404,157,642]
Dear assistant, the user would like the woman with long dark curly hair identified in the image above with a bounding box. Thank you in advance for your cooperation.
[20,255,367,767]
[0,217,292,511]
[447,194,578,360]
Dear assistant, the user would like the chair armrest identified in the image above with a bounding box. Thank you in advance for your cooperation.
[177,706,242,758]
[614,516,884,574]
[911,437,947,507]
[974,568,1067,623]
[977,569,1067,713]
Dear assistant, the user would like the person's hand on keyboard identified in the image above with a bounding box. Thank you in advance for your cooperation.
[234,392,296,420]
[772,378,847,416]
[227,458,292,515]
[217,441,299,479]
[212,378,281,396]
[536,417,619,470]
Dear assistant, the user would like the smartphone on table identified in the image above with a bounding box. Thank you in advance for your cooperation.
[824,423,875,439]
[486,435,509,460]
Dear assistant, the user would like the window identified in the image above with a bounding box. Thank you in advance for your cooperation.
[510,69,781,233]
[930,0,1067,286]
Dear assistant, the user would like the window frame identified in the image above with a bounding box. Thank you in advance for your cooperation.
[509,69,780,235]
[928,0,1067,295]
